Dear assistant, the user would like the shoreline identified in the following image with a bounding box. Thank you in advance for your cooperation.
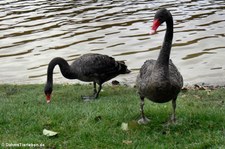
[1,79,225,90]
[1,72,225,88]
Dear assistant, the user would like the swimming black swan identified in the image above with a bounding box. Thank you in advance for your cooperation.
[136,8,183,124]
[44,53,130,103]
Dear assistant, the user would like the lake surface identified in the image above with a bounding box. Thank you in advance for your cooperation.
[0,0,225,85]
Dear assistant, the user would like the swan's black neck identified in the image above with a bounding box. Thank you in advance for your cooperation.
[45,57,77,90]
[155,14,173,68]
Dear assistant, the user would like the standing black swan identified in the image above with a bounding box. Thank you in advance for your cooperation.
[44,53,130,103]
[136,8,183,124]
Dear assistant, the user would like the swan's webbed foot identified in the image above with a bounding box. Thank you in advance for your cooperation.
[170,114,176,123]
[81,82,102,101]
[138,96,150,125]
[164,116,177,126]
[164,98,177,125]
[81,95,97,102]
[138,117,150,125]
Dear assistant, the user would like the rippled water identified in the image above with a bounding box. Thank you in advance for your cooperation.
[0,0,225,85]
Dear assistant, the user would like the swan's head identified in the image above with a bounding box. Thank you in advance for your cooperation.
[44,83,52,103]
[150,8,172,34]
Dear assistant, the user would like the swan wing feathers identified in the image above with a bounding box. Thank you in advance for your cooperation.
[137,59,183,88]
[169,60,183,88]
[139,60,156,78]
[73,54,123,76]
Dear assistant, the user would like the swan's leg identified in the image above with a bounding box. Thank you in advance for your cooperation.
[171,98,177,123]
[93,82,97,94]
[82,82,101,101]
[138,96,150,124]
[93,84,102,99]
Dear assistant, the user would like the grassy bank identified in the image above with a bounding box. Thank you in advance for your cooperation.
[0,84,224,148]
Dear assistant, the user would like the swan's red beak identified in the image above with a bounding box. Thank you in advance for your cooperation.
[46,94,51,103]
[150,19,160,35]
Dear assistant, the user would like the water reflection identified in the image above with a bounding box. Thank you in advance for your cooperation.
[0,0,225,85]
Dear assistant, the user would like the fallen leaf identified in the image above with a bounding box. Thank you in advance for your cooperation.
[181,94,187,98]
[122,140,132,145]
[194,84,200,89]
[199,86,206,90]
[121,122,128,131]
[194,95,201,99]
[181,87,188,91]
[43,129,58,137]
[207,90,211,95]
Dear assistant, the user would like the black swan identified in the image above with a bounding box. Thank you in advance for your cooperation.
[136,8,183,124]
[44,53,130,103]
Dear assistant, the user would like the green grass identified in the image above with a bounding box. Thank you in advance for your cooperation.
[0,84,224,148]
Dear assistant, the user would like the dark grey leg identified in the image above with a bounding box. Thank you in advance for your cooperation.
[138,96,150,124]
[94,84,102,99]
[171,98,177,123]
[93,82,97,94]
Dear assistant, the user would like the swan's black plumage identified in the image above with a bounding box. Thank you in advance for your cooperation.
[136,8,183,124]
[44,53,130,103]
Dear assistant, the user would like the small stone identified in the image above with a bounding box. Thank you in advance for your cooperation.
[112,80,120,86]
